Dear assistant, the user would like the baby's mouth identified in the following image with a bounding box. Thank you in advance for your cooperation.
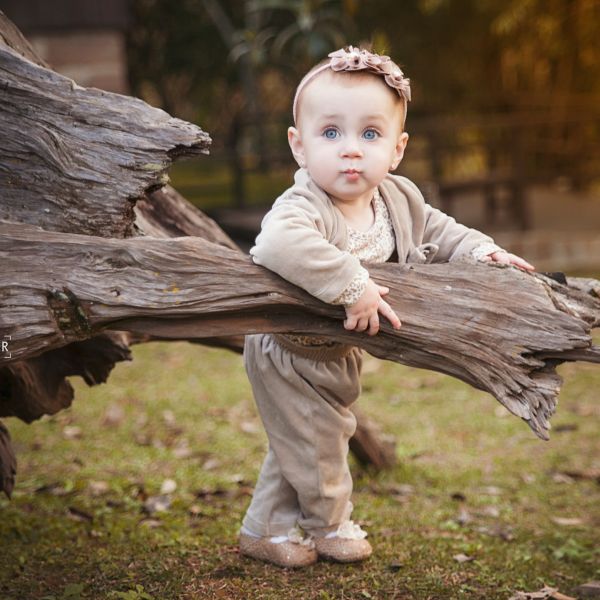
[343,168,361,181]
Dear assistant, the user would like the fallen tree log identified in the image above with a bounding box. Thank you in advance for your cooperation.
[2,221,598,443]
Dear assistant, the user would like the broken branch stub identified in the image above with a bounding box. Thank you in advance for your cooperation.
[0,44,210,238]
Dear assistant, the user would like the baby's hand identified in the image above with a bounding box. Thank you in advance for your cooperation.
[482,250,535,271]
[344,279,402,336]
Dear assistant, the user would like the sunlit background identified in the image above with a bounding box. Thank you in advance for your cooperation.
[3,0,599,266]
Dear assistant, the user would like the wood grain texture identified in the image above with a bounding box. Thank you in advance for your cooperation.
[0,45,210,238]
[1,221,598,440]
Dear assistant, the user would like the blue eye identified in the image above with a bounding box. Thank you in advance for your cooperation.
[323,128,339,139]
[363,129,378,140]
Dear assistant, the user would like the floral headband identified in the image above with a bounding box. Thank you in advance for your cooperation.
[292,46,411,125]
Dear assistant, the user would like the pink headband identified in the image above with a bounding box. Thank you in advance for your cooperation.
[292,46,411,125]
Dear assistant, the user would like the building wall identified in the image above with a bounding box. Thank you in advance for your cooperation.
[28,30,129,93]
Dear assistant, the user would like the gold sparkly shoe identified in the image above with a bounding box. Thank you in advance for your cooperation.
[239,529,317,569]
[313,521,373,563]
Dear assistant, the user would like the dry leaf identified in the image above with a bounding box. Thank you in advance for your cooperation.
[35,482,72,496]
[508,586,576,600]
[202,457,221,470]
[139,518,162,528]
[87,480,110,496]
[102,403,125,427]
[477,485,503,496]
[240,421,260,434]
[453,553,475,563]
[550,516,584,526]
[62,425,82,440]
[172,441,193,459]
[143,494,171,514]
[551,472,575,484]
[456,508,473,525]
[162,410,176,426]
[67,506,93,523]
[477,505,500,518]
[160,479,177,494]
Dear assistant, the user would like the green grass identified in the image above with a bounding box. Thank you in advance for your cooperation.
[1,340,599,599]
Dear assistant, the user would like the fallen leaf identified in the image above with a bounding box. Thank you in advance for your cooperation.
[67,506,93,523]
[62,425,82,440]
[102,403,125,427]
[453,553,475,563]
[172,439,193,459]
[456,508,473,525]
[143,494,171,514]
[139,518,162,528]
[550,516,584,527]
[477,505,500,518]
[87,481,110,496]
[475,525,515,541]
[160,479,177,494]
[477,485,503,496]
[35,482,73,496]
[240,421,260,434]
[202,457,221,470]
[551,472,575,484]
[162,410,177,426]
[508,586,576,600]
[189,504,204,516]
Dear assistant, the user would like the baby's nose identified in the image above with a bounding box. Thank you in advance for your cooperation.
[340,139,363,158]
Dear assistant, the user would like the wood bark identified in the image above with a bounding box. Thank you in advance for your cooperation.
[0,32,210,238]
[2,220,598,443]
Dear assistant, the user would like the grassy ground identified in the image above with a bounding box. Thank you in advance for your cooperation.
[1,339,599,600]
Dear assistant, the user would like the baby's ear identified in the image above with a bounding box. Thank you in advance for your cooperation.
[288,126,306,168]
[390,132,409,171]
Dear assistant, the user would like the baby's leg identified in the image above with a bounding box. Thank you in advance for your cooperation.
[243,334,362,537]
[242,446,301,537]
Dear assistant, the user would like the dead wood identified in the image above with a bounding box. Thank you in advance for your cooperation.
[0,38,210,238]
[0,421,16,498]
[0,332,131,423]
[1,222,598,443]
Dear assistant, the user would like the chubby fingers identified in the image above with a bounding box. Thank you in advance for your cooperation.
[379,298,402,330]
[506,253,535,271]
[487,251,535,271]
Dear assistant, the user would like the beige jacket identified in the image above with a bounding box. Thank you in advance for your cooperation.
[250,169,498,303]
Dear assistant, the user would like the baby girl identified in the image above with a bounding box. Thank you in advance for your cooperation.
[239,46,533,568]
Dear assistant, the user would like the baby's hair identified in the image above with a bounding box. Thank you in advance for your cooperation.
[292,46,411,128]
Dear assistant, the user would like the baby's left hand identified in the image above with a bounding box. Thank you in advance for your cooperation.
[481,250,535,271]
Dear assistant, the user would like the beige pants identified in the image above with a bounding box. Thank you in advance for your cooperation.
[242,333,363,537]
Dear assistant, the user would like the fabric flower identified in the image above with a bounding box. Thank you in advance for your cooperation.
[327,47,411,103]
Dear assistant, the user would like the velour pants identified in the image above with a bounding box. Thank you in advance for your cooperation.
[242,333,363,537]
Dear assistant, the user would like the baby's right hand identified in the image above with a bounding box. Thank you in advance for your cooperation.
[344,279,402,336]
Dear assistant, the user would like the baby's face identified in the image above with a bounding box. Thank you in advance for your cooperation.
[288,73,408,207]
